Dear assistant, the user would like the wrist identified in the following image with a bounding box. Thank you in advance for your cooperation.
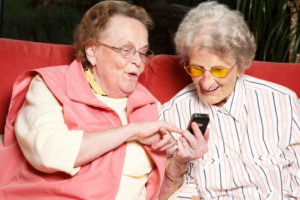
[124,123,137,141]
[171,158,189,174]
[165,168,188,182]
[165,159,189,182]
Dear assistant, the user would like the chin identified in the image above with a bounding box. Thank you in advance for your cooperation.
[124,83,137,91]
[121,88,136,96]
[204,97,225,106]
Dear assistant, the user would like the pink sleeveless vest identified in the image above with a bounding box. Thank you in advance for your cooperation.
[0,60,166,200]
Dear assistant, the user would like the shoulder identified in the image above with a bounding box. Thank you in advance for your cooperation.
[37,65,68,80]
[240,75,298,99]
[24,75,62,109]
[134,83,158,101]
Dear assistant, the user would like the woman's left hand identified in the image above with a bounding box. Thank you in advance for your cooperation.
[172,122,209,166]
[158,123,209,200]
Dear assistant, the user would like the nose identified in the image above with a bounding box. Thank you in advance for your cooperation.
[200,70,213,86]
[130,51,143,67]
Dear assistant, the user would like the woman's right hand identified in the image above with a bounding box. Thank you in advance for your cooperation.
[128,121,183,151]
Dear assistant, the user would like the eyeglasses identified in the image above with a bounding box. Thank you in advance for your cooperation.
[98,42,154,63]
[184,64,234,78]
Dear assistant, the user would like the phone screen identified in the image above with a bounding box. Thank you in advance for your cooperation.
[187,113,209,135]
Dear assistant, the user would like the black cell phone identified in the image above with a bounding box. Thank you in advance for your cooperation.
[187,113,209,135]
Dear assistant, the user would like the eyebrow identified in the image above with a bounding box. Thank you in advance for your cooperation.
[123,41,149,50]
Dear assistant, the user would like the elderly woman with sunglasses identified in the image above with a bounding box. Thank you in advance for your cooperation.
[159,1,300,199]
[0,1,183,199]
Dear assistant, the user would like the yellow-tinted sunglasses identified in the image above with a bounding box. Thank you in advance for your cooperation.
[184,64,233,78]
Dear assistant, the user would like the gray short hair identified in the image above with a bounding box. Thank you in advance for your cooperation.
[174,1,256,72]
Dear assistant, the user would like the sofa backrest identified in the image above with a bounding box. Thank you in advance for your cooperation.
[0,38,75,135]
[1,38,299,134]
[143,55,300,103]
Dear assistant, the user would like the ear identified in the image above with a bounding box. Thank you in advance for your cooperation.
[237,71,243,77]
[237,67,244,77]
[85,45,97,66]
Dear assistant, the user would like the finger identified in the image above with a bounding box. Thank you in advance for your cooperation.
[177,137,191,156]
[173,138,190,162]
[157,139,176,151]
[180,136,192,151]
[189,122,207,146]
[159,121,183,135]
[181,128,206,155]
[181,128,197,147]
[173,138,184,156]
[191,122,205,139]
[152,134,174,149]
[141,134,161,146]
[203,128,210,141]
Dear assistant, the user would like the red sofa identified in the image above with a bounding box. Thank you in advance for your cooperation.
[0,38,300,135]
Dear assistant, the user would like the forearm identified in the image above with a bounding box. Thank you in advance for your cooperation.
[75,124,135,167]
[75,120,181,166]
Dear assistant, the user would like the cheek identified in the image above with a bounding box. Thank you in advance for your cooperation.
[140,64,146,73]
[191,77,201,86]
[191,77,205,97]
[116,59,129,69]
[105,61,128,79]
[108,59,127,72]
[218,76,237,97]
[95,49,127,69]
[191,77,200,89]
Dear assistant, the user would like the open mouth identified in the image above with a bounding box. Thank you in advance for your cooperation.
[204,86,219,92]
[128,72,138,78]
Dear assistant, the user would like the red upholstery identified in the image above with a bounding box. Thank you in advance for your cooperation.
[142,55,300,103]
[139,55,191,103]
[0,38,75,135]
[0,38,300,134]
[245,61,300,95]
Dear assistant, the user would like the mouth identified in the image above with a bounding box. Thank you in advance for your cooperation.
[127,72,138,78]
[203,86,219,93]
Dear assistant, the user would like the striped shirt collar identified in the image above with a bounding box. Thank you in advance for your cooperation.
[223,77,247,122]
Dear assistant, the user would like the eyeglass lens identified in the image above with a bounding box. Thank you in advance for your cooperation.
[118,45,153,62]
[185,66,230,78]
[99,43,154,63]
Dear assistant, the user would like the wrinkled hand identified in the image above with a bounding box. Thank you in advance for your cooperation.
[172,122,209,165]
[129,121,183,151]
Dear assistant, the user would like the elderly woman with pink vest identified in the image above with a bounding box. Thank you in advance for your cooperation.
[0,1,183,199]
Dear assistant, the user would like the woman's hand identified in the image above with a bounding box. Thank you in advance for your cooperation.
[173,122,209,165]
[158,124,209,200]
[159,123,209,200]
[167,122,209,178]
[128,121,183,151]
